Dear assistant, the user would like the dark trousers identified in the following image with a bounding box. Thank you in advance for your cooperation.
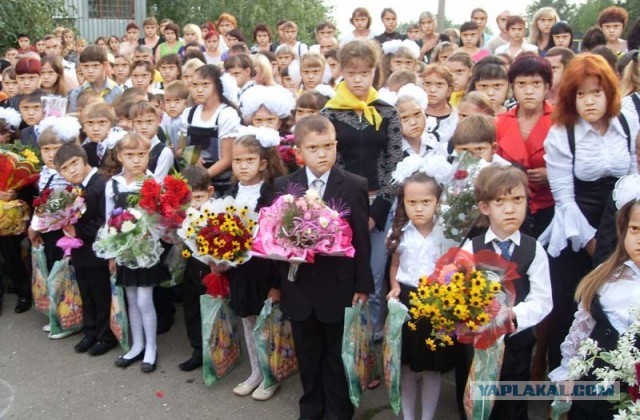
[489,333,536,420]
[42,231,64,271]
[75,266,115,343]
[0,235,30,299]
[455,343,474,419]
[154,286,176,327]
[183,258,208,360]
[290,312,353,420]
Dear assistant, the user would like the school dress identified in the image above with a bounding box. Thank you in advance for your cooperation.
[395,222,456,372]
[105,173,167,287]
[180,104,241,195]
[541,112,639,371]
[549,261,640,420]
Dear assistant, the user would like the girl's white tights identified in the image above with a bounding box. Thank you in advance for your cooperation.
[401,365,441,420]
[241,316,262,386]
[124,286,157,364]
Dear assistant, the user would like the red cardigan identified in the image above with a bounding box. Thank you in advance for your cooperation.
[496,101,554,214]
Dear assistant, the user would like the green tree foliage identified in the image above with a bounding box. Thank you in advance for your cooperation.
[0,0,75,55]
[148,0,332,45]
[526,0,576,23]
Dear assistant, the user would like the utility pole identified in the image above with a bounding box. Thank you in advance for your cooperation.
[437,0,446,29]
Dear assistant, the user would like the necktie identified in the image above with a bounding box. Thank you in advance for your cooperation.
[495,239,513,261]
[311,178,325,198]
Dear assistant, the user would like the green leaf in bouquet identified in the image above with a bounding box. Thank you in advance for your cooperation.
[181,145,202,167]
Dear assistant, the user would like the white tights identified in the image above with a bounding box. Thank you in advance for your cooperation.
[241,316,262,386]
[124,286,157,364]
[400,365,441,420]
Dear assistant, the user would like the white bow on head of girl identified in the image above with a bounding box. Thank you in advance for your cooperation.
[391,154,454,186]
[382,39,421,60]
[613,174,640,209]
[0,107,22,130]
[101,127,128,150]
[35,115,81,142]
[240,84,296,120]
[237,125,280,148]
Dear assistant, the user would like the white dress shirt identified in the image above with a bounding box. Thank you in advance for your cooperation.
[540,112,639,257]
[463,227,553,335]
[305,167,331,200]
[549,260,640,382]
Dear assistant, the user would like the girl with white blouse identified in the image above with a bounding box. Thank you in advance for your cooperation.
[549,175,640,419]
[540,53,639,373]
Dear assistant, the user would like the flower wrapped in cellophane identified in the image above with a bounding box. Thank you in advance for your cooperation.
[31,185,86,233]
[0,199,31,236]
[409,248,518,350]
[438,152,489,243]
[93,207,163,269]
[136,174,192,244]
[178,196,258,267]
[252,185,355,280]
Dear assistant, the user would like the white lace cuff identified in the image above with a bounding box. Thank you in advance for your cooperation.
[538,202,596,257]
[548,304,595,382]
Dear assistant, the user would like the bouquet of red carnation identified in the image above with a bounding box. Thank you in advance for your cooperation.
[278,135,304,174]
[31,185,86,233]
[137,174,192,244]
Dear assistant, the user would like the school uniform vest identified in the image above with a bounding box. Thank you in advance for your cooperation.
[112,180,133,209]
[472,232,537,348]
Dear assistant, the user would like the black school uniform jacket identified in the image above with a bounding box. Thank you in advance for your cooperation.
[71,171,108,268]
[273,167,374,324]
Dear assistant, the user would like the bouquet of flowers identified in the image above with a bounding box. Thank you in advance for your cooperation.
[438,152,488,243]
[31,185,86,233]
[0,141,41,171]
[252,185,355,281]
[278,134,304,173]
[409,248,518,350]
[178,196,258,267]
[136,174,192,243]
[93,207,164,269]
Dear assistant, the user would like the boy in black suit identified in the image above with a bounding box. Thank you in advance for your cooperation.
[54,143,117,356]
[272,115,374,419]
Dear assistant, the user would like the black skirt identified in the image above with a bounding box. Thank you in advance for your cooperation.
[116,262,167,287]
[226,257,276,318]
[399,283,456,373]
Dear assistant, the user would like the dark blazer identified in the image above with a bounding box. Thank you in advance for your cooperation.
[273,167,374,324]
[71,171,108,267]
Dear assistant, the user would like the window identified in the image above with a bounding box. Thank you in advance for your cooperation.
[88,0,134,19]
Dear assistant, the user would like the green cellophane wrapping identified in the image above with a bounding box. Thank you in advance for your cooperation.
[201,295,243,386]
[383,299,409,415]
[31,245,50,315]
[47,258,82,336]
[464,336,506,420]
[253,298,298,388]
[341,302,376,407]
[109,274,130,352]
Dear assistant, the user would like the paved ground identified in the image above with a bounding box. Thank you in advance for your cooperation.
[0,293,548,420]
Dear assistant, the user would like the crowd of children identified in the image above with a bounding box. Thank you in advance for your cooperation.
[1,4,640,419]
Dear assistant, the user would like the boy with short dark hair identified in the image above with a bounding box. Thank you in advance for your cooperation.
[129,101,173,182]
[450,114,510,166]
[463,165,552,419]
[273,115,374,419]
[157,53,182,86]
[53,143,117,355]
[177,165,214,371]
[17,34,36,55]
[81,102,116,167]
[68,45,123,112]
[18,89,45,147]
[160,80,189,148]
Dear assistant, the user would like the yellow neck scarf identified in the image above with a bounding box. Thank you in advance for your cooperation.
[326,82,382,130]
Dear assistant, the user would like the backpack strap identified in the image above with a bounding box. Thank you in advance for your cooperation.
[617,113,631,152]
[631,93,640,124]
[566,124,576,167]
[187,105,197,125]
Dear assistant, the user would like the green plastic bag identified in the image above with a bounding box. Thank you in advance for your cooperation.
[160,244,186,288]
[47,258,83,336]
[201,295,243,386]
[253,298,298,388]
[464,336,506,420]
[109,274,130,352]
[383,299,409,415]
[31,245,50,315]
[341,301,376,407]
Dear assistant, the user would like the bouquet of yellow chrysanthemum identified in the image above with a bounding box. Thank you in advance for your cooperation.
[178,196,258,267]
[409,248,519,351]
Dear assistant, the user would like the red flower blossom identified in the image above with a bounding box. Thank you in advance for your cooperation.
[453,169,469,180]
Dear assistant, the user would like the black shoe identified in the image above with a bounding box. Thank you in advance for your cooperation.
[74,336,96,353]
[87,340,117,356]
[156,317,174,335]
[141,355,157,373]
[14,296,31,313]
[114,350,145,368]
[178,357,202,372]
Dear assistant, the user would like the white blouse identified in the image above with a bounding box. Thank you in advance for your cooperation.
[402,130,444,157]
[236,181,264,211]
[622,93,640,124]
[539,112,639,257]
[179,104,241,161]
[104,170,154,219]
[549,261,640,382]
[395,222,451,288]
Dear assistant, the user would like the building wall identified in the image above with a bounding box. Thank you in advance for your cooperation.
[65,0,146,42]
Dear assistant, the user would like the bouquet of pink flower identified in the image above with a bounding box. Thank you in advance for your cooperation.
[252,185,355,281]
[31,185,86,233]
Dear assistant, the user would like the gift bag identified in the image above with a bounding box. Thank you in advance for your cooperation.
[253,298,298,388]
[47,258,82,336]
[383,299,409,415]
[464,337,507,420]
[341,301,376,407]
[31,245,50,315]
[201,294,243,386]
[109,274,130,352]
[160,244,186,288]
